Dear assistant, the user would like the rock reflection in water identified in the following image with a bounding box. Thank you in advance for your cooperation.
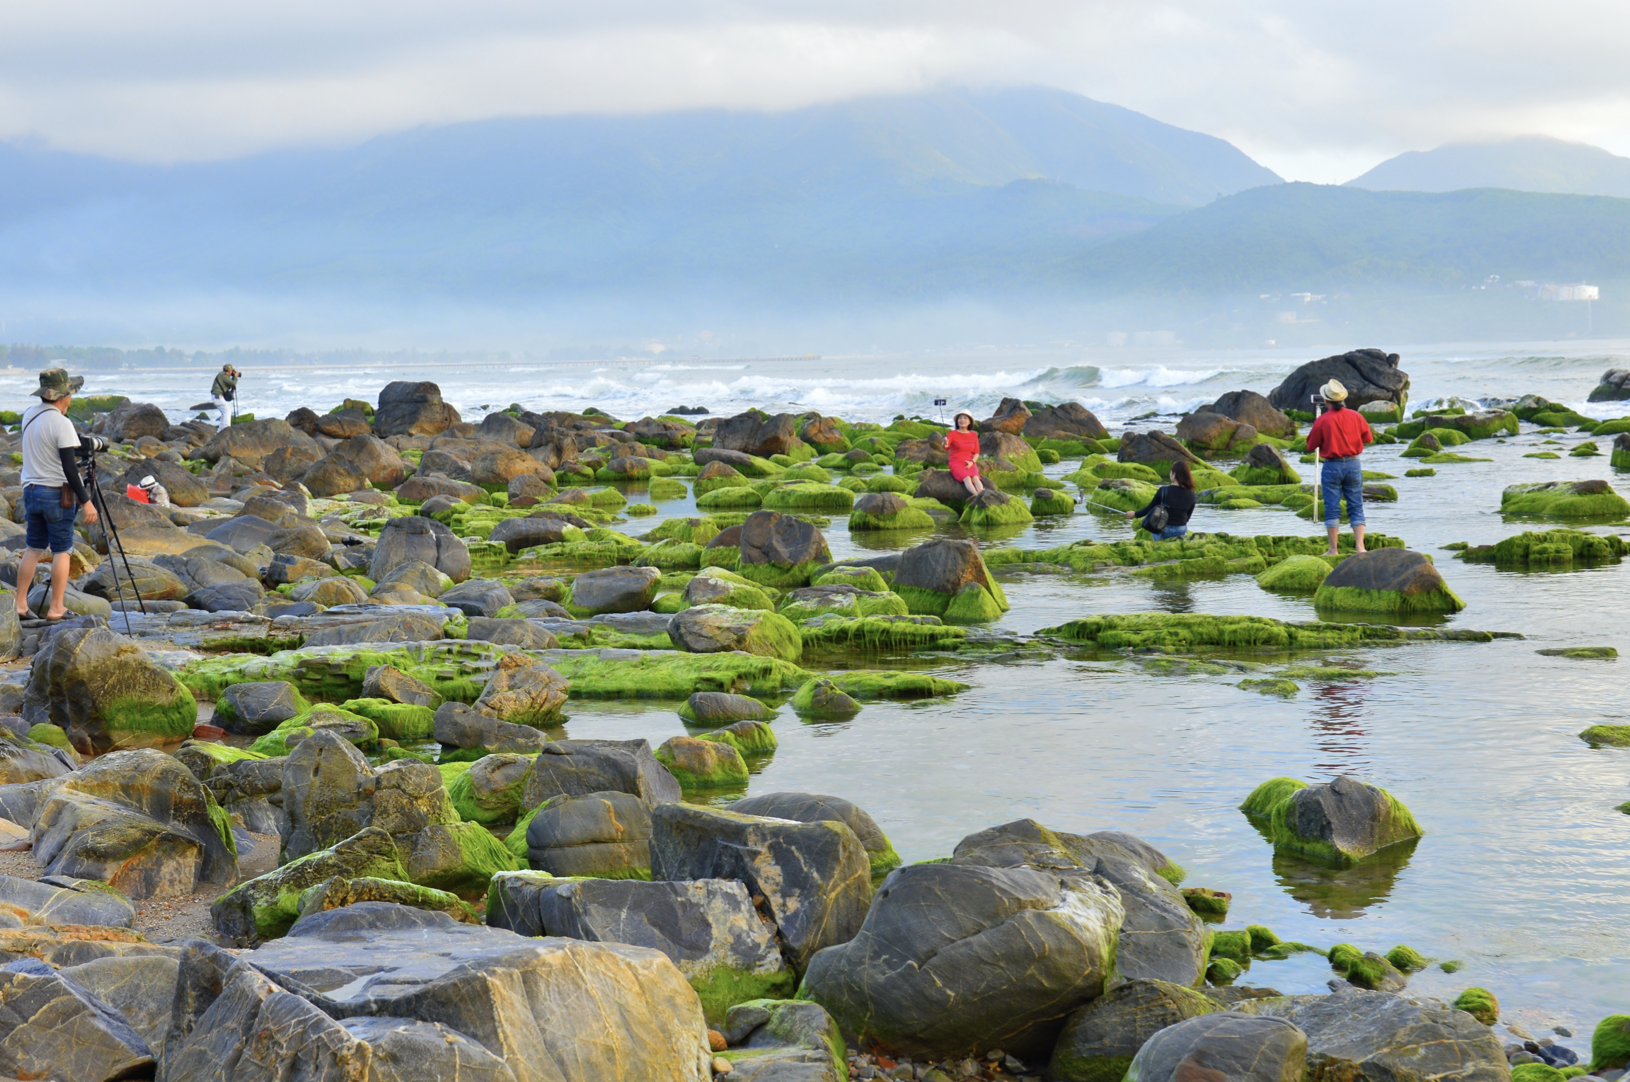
[1270,837,1419,920]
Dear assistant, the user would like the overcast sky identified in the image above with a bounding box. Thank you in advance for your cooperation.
[6,1,1630,182]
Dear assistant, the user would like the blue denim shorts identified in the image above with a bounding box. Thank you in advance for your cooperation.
[1320,457,1366,528]
[1148,523,1189,541]
[24,484,77,555]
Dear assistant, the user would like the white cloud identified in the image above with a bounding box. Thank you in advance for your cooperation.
[6,0,1630,179]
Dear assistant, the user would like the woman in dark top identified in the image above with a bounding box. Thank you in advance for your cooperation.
[1125,459,1198,540]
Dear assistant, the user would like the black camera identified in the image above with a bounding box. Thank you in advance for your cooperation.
[76,433,109,458]
[1310,394,1330,414]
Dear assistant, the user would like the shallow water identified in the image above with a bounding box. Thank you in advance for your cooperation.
[31,340,1630,1035]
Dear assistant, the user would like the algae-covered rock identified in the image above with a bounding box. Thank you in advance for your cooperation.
[1328,943,1408,991]
[568,564,663,614]
[848,491,936,531]
[1242,775,1422,865]
[960,488,1035,527]
[683,568,777,611]
[1230,443,1301,486]
[214,680,310,736]
[1040,612,1496,650]
[522,738,682,808]
[1592,1014,1630,1072]
[0,729,70,786]
[543,649,812,700]
[1502,479,1630,519]
[1579,725,1630,747]
[340,696,436,742]
[668,604,803,662]
[655,736,749,789]
[1049,978,1218,1082]
[444,753,532,825]
[526,789,654,877]
[472,651,569,726]
[652,802,872,974]
[777,583,908,622]
[21,626,197,754]
[212,826,408,942]
[800,862,1123,1059]
[1313,549,1465,613]
[434,701,548,759]
[1256,554,1332,592]
[1457,528,1629,568]
[679,691,777,724]
[296,874,478,924]
[281,730,378,861]
[790,677,861,717]
[719,998,849,1079]
[892,537,1009,622]
[736,509,831,588]
[402,818,524,897]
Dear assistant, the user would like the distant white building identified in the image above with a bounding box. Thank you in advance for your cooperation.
[1539,283,1599,301]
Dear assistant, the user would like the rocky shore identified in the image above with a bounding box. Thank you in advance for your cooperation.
[0,350,1627,1081]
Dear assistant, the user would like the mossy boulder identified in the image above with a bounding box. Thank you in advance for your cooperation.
[697,486,763,511]
[1313,549,1465,614]
[1458,529,1629,568]
[812,565,890,592]
[892,538,1009,623]
[789,678,861,718]
[1241,775,1422,865]
[960,488,1034,528]
[1580,724,1630,747]
[795,613,967,651]
[211,826,409,943]
[655,736,750,789]
[848,491,936,531]
[339,698,437,743]
[1502,479,1630,519]
[21,626,198,754]
[1031,488,1077,516]
[790,670,967,713]
[214,681,311,736]
[444,753,533,824]
[668,605,803,662]
[1255,554,1332,593]
[296,874,478,924]
[1451,987,1499,1025]
[761,481,855,513]
[1039,612,1493,651]
[777,584,908,623]
[1591,1014,1630,1072]
[700,719,778,758]
[678,691,777,724]
[1048,978,1218,1082]
[1328,943,1408,991]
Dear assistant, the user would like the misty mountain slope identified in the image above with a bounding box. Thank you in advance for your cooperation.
[1059,183,1630,293]
[1346,136,1630,198]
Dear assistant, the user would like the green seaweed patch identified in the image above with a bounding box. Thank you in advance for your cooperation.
[1579,724,1630,747]
[1538,646,1617,659]
[1590,1014,1630,1072]
[1181,887,1230,916]
[1329,944,1406,990]
[1256,940,1327,961]
[1275,665,1390,681]
[545,650,811,698]
[1406,468,1437,476]
[1255,554,1332,593]
[1313,582,1466,615]
[340,698,437,743]
[1205,957,1243,985]
[1458,529,1628,569]
[789,671,968,712]
[796,614,968,652]
[692,967,799,1026]
[1502,480,1630,520]
[1451,986,1499,1025]
[1239,678,1298,697]
[1039,613,1500,651]
[1385,944,1430,972]
[1240,777,1308,821]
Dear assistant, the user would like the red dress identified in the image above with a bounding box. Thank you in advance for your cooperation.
[946,429,981,481]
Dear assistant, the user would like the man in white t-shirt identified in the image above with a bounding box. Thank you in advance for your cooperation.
[16,368,99,620]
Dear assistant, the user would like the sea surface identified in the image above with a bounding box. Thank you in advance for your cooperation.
[17,339,1630,1037]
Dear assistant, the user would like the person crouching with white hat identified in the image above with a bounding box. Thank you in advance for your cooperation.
[1304,378,1373,556]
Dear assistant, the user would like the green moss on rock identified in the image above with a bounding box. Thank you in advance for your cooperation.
[1255,554,1332,592]
[1502,480,1630,519]
[1240,777,1309,820]
[546,650,810,698]
[1452,986,1499,1025]
[1580,724,1630,747]
[1385,944,1429,972]
[1590,1014,1630,1072]
[796,614,968,651]
[340,698,437,743]
[1239,678,1299,697]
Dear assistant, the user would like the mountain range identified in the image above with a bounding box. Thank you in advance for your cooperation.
[1347,135,1630,199]
[1,87,1628,346]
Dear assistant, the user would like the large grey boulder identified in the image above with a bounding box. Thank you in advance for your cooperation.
[0,958,154,1080]
[801,862,1124,1060]
[730,792,900,879]
[1024,401,1110,441]
[1268,348,1409,412]
[1118,430,1204,466]
[1315,549,1460,613]
[681,691,776,724]
[370,514,471,584]
[569,565,662,614]
[525,791,654,877]
[465,616,560,650]
[522,739,681,808]
[951,819,1207,988]
[165,905,712,1082]
[439,578,515,617]
[434,702,548,759]
[712,411,802,459]
[1206,389,1297,439]
[30,749,237,900]
[1049,979,1219,1082]
[1245,988,1508,1082]
[373,380,461,438]
[102,400,169,441]
[489,515,574,553]
[22,626,198,753]
[738,510,830,580]
[302,611,446,647]
[651,803,872,975]
[58,952,181,1062]
[193,418,321,470]
[0,873,137,928]
[1125,1011,1307,1082]
[280,730,377,861]
[210,826,409,944]
[668,604,802,661]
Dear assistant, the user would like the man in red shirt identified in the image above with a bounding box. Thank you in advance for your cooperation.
[1304,378,1374,555]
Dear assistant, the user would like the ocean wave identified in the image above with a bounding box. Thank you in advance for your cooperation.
[1099,365,1223,389]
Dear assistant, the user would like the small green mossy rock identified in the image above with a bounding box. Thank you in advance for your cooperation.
[1244,775,1421,865]
[1255,554,1332,593]
[1239,678,1298,697]
[1245,925,1281,952]
[1502,479,1630,519]
[789,678,861,718]
[444,753,533,825]
[249,706,380,757]
[1510,1066,1568,1082]
[1406,468,1437,476]
[1459,529,1629,568]
[1207,930,1252,964]
[1579,724,1630,747]
[1590,1014,1630,1072]
[697,487,764,511]
[1386,944,1430,972]
[959,490,1034,528]
[795,614,967,651]
[1571,442,1601,457]
[1181,887,1230,916]
[1540,646,1618,659]
[655,735,750,789]
[1030,488,1076,516]
[1205,957,1243,985]
[1328,944,1407,990]
[700,719,777,757]
[625,503,658,516]
[410,819,526,897]
[1452,987,1499,1025]
[1525,452,1562,460]
[1418,452,1490,464]
[296,875,478,924]
[339,698,437,743]
[25,723,73,752]
[790,670,966,714]
[812,566,890,593]
[1040,611,1482,651]
[1313,549,1465,614]
[761,482,855,513]
[647,477,689,500]
[209,826,409,943]
[943,582,1007,624]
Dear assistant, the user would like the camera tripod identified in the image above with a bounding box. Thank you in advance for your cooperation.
[77,448,146,634]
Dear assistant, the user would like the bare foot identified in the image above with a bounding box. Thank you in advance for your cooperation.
[44,608,69,620]
[1355,547,1367,554]
[1323,550,1339,557]
[13,609,28,620]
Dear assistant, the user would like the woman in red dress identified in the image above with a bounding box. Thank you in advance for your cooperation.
[946,412,985,497]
